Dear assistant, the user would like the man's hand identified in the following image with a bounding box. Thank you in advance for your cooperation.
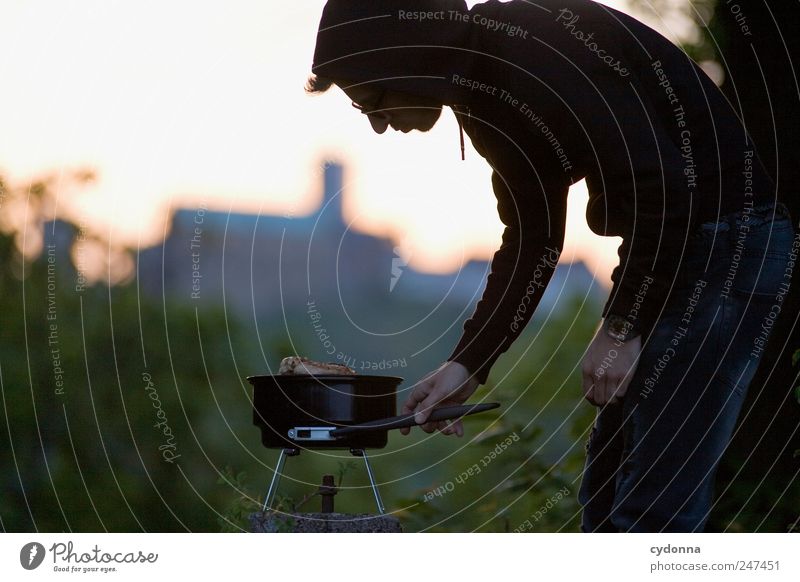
[581,321,642,406]
[399,361,480,437]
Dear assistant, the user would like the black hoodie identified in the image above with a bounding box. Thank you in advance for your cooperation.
[312,0,774,384]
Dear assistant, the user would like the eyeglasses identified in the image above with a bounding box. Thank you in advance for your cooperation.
[351,90,391,134]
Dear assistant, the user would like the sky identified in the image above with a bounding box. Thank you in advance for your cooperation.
[0,0,694,279]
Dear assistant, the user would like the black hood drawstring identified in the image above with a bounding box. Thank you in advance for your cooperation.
[454,106,466,161]
[458,115,465,161]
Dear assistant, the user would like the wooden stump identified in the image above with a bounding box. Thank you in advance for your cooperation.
[249,511,402,533]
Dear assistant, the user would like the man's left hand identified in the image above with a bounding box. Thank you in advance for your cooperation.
[581,322,642,406]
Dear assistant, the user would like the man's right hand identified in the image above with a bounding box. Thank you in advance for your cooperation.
[399,361,480,437]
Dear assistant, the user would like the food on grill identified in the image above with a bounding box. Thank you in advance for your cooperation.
[278,356,355,376]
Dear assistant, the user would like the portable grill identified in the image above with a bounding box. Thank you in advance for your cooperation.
[249,373,498,514]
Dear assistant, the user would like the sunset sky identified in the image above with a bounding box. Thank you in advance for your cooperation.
[0,0,694,279]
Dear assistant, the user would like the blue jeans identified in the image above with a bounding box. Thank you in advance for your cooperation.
[578,202,796,532]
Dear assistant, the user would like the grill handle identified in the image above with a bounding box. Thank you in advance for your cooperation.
[329,403,500,438]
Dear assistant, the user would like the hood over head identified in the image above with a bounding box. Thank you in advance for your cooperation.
[312,0,474,105]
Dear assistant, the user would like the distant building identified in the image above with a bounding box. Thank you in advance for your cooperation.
[136,162,604,320]
[138,162,398,317]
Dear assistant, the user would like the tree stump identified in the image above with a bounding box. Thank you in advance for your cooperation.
[249,511,402,533]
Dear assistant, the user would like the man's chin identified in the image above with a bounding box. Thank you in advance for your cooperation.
[415,115,441,133]
[392,123,434,133]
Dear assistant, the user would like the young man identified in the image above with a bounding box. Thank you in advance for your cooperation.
[308,0,794,532]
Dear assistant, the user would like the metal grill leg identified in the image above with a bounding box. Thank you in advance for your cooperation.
[351,448,385,514]
[262,448,297,511]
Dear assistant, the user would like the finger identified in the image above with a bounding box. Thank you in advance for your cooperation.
[606,381,624,406]
[420,420,446,434]
[607,378,622,404]
[592,373,607,406]
[581,364,595,401]
[414,390,448,425]
[609,366,629,403]
[606,373,622,404]
[600,374,613,406]
[400,378,438,435]
[400,384,428,435]
[582,369,597,406]
[420,421,434,433]
[401,380,433,416]
[401,385,430,413]
[616,364,636,399]
[441,419,461,436]
[585,383,596,406]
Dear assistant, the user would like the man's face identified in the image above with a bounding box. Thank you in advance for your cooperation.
[337,81,443,134]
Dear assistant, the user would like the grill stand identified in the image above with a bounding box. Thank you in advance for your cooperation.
[262,448,299,511]
[350,448,385,514]
[261,447,385,515]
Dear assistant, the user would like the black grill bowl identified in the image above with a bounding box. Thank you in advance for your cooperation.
[248,374,403,450]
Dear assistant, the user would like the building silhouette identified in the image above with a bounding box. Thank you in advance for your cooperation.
[136,162,603,324]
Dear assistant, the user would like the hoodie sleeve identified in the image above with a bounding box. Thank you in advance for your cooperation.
[448,170,568,384]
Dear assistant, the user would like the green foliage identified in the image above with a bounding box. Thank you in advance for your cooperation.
[0,171,296,532]
[389,296,599,532]
[218,459,362,532]
[217,467,259,533]
[627,0,719,61]
[0,179,601,532]
[336,460,358,487]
